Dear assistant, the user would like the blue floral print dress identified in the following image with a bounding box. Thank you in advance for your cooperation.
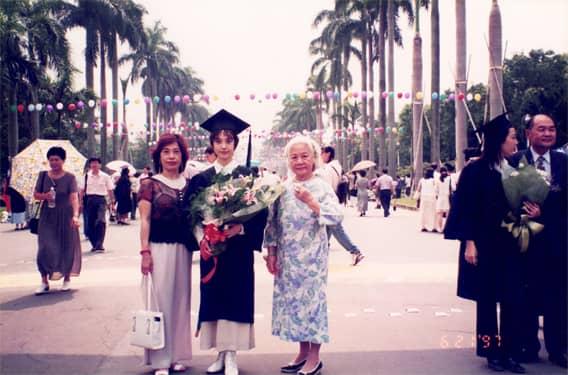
[264,176,343,344]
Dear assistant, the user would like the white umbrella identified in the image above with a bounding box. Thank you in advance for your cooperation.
[350,160,376,173]
[106,160,136,175]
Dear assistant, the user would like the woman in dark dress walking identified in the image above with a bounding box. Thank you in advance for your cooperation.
[114,167,132,224]
[33,146,81,294]
[445,114,539,373]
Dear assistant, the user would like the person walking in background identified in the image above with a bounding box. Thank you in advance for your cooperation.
[416,169,436,232]
[130,172,140,220]
[395,175,405,199]
[138,133,193,375]
[79,157,115,253]
[319,146,364,266]
[264,136,343,375]
[445,114,529,373]
[2,178,27,231]
[204,146,217,165]
[376,169,394,217]
[336,173,349,206]
[356,170,369,216]
[33,146,81,295]
[434,167,451,232]
[510,114,567,368]
[114,167,132,225]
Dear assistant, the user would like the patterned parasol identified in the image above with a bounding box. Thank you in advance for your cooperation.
[10,139,87,201]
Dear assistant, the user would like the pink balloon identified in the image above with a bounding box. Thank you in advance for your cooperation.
[313,92,321,100]
[100,99,107,108]
[272,93,278,99]
[382,92,389,99]
[265,93,271,100]
[249,94,255,100]
[235,94,240,100]
[404,92,411,99]
[183,95,190,104]
[174,95,181,103]
[144,97,151,104]
[352,91,359,98]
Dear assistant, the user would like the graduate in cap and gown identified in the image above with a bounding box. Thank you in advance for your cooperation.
[184,109,268,375]
[444,113,537,374]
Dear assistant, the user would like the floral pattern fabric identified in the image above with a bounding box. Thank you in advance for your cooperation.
[264,176,343,344]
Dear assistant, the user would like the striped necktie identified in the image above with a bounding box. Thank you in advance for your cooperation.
[536,156,546,171]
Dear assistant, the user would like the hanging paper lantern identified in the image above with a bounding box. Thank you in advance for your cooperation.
[35,103,43,111]
[27,104,35,112]
[377,126,385,134]
[265,93,271,100]
[68,103,76,111]
[77,100,84,109]
[174,95,181,103]
[404,92,411,99]
[457,92,465,101]
[134,98,141,104]
[432,92,439,100]
[182,95,190,104]
[382,92,388,99]
[448,93,455,101]
[56,102,64,110]
[306,91,313,100]
[247,93,255,100]
[360,91,366,99]
[395,92,402,99]
[334,91,340,100]
[391,127,398,134]
[213,95,219,101]
[202,94,210,103]
[347,91,353,98]
[466,93,473,101]
[299,92,306,100]
[164,96,171,103]
[143,97,151,104]
[124,98,130,105]
[313,91,321,100]
[193,94,201,102]
[398,127,404,135]
[386,126,392,133]
[474,93,482,102]
[46,104,54,112]
[416,92,424,100]
[111,99,118,106]
[272,93,278,99]
[101,99,108,108]
[153,96,160,104]
[10,105,17,113]
[75,122,81,129]
[326,90,333,99]
[389,92,395,98]
[234,94,240,100]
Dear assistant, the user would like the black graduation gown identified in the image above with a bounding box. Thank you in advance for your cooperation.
[184,165,269,330]
[445,159,524,359]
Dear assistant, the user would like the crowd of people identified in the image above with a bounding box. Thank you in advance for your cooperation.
[2,109,565,375]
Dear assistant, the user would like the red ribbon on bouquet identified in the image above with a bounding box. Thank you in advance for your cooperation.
[200,224,227,284]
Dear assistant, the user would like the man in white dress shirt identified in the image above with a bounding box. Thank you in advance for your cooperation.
[79,157,115,252]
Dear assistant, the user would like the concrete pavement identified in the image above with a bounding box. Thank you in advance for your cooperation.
[0,204,564,374]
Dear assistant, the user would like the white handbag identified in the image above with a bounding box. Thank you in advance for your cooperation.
[130,275,165,350]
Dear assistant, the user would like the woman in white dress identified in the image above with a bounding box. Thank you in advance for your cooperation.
[416,169,437,232]
[356,170,369,216]
[434,167,451,232]
[264,136,343,375]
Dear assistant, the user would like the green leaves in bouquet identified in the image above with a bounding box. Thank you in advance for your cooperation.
[501,156,549,215]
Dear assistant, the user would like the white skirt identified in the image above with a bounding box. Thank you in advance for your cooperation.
[144,242,192,369]
[420,196,437,231]
[200,319,255,351]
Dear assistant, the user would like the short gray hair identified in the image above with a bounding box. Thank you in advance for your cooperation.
[284,135,322,172]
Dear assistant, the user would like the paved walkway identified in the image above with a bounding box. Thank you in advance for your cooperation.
[0,204,563,374]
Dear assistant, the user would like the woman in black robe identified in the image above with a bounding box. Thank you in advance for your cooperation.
[184,109,268,375]
[445,114,540,373]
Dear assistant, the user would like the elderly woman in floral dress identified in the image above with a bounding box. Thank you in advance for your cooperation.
[264,136,343,375]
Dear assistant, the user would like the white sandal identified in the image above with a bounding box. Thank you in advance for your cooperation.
[170,363,187,372]
[154,369,169,375]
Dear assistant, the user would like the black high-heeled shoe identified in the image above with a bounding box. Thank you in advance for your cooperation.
[280,359,306,373]
[298,361,323,375]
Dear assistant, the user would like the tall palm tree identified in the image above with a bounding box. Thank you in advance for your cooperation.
[107,0,145,160]
[387,0,396,176]
[430,0,440,163]
[63,0,110,156]
[120,21,179,144]
[455,0,467,170]
[488,0,503,119]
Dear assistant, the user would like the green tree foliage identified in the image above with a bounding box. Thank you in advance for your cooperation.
[503,49,567,147]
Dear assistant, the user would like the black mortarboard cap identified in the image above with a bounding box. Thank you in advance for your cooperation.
[200,109,250,135]
[479,112,512,138]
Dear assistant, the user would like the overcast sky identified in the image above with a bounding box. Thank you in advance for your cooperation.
[68,0,568,138]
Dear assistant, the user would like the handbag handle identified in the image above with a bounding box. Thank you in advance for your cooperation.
[141,274,161,312]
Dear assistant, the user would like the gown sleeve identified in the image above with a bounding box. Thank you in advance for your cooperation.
[444,162,479,241]
[317,179,343,226]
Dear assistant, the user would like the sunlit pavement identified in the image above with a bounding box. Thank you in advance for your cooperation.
[0,204,564,374]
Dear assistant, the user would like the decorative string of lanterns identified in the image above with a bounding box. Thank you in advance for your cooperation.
[9,89,484,114]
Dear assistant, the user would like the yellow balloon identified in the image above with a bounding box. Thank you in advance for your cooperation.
[134,98,140,104]
[299,92,306,100]
[347,91,353,98]
[213,95,219,101]
[416,91,424,100]
[474,93,482,102]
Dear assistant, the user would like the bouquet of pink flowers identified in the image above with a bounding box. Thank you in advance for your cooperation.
[189,173,283,256]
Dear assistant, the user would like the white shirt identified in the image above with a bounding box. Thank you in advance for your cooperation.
[317,160,342,192]
[377,174,394,191]
[78,171,114,196]
[212,160,239,175]
[530,147,551,179]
